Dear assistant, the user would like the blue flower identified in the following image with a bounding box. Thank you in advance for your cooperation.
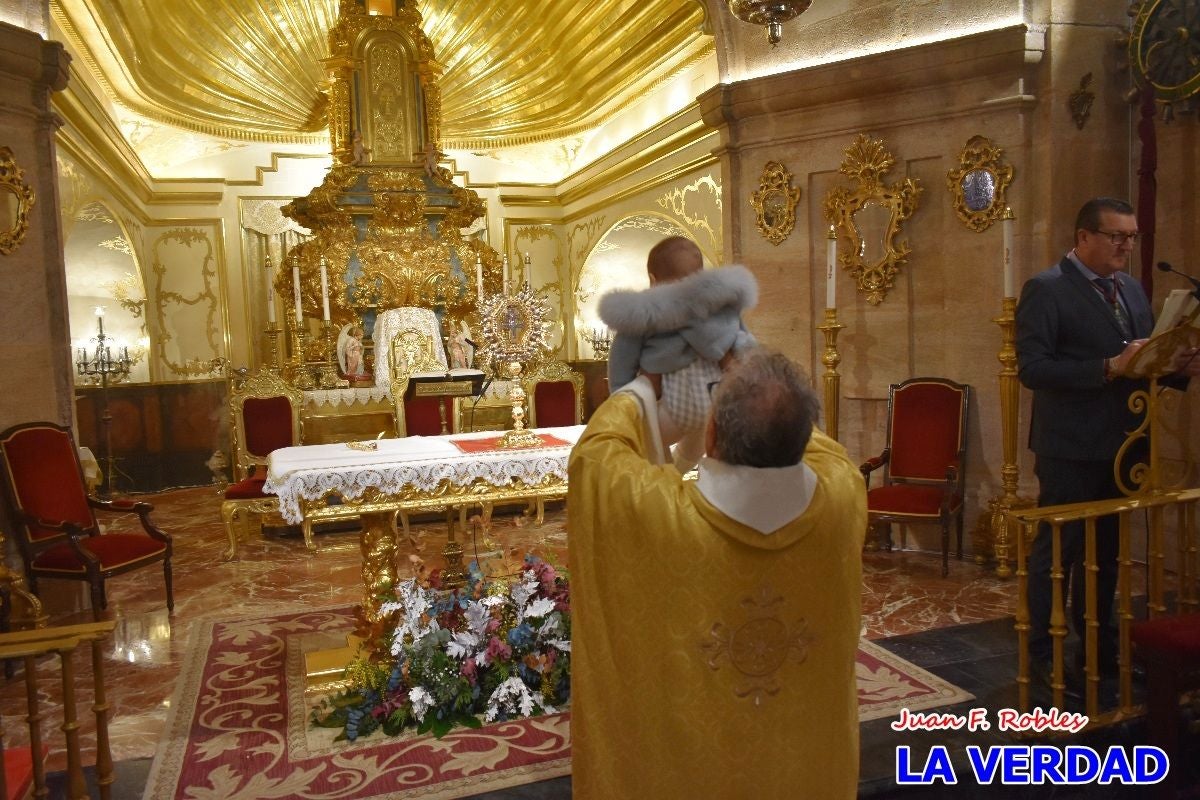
[507,622,534,649]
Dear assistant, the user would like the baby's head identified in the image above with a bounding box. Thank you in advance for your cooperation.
[350,325,364,339]
[647,236,703,286]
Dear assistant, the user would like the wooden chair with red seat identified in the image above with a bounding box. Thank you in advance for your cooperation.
[0,421,173,620]
[222,370,303,559]
[518,359,584,525]
[859,377,970,577]
[523,359,584,430]
[1131,612,1200,799]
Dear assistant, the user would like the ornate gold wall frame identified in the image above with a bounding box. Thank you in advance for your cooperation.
[822,134,922,305]
[0,147,35,255]
[751,161,801,246]
[946,135,1014,233]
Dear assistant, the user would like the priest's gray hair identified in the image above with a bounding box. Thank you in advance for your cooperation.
[711,347,819,468]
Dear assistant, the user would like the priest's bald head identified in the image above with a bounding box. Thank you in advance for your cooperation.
[705,347,819,468]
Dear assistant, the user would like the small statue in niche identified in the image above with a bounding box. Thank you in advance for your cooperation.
[337,323,368,380]
[423,141,443,179]
[350,130,369,165]
[448,322,474,369]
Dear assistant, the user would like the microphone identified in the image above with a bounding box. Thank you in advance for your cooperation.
[1157,261,1200,289]
[464,337,479,349]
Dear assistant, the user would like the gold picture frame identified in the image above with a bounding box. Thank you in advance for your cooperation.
[946,135,1014,233]
[822,134,922,306]
[0,147,35,256]
[751,161,801,246]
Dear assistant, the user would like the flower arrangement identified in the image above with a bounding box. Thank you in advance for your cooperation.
[312,556,570,741]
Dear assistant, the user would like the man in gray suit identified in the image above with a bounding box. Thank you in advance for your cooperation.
[1016,197,1198,684]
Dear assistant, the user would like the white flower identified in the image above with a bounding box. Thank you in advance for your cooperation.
[409,687,435,722]
[485,676,541,722]
[524,597,556,621]
[548,638,571,652]
[537,614,561,638]
[446,630,479,659]
[464,600,491,636]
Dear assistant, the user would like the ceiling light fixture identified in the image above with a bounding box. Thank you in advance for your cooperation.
[728,1,813,47]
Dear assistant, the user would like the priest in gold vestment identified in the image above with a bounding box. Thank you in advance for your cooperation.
[568,349,867,798]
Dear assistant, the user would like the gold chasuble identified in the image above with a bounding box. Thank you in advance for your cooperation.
[568,393,866,799]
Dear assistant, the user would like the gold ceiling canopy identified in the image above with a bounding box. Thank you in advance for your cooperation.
[52,0,712,148]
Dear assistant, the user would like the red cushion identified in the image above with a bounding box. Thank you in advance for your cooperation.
[888,382,966,481]
[533,381,577,428]
[241,396,295,457]
[404,397,452,436]
[0,425,94,541]
[224,475,268,500]
[4,745,45,800]
[867,484,961,517]
[31,533,166,573]
[1131,613,1200,661]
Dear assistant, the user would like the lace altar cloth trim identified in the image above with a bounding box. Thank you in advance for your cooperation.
[303,387,390,407]
[450,433,571,454]
[264,425,585,524]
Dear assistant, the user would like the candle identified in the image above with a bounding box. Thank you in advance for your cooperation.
[476,254,484,299]
[265,257,276,325]
[502,254,510,295]
[524,251,531,287]
[292,264,303,322]
[825,225,837,309]
[1002,208,1015,298]
[319,257,331,321]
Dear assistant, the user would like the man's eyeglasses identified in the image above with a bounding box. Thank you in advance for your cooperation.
[706,380,721,397]
[1090,229,1139,246]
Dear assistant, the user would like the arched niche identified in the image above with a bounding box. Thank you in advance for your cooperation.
[576,213,713,358]
[65,201,151,383]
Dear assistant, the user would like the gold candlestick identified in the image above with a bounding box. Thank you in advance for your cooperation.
[264,323,283,373]
[972,296,1033,576]
[496,361,543,449]
[817,307,844,441]
[318,320,340,388]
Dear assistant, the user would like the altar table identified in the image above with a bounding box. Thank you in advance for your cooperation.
[263,425,584,616]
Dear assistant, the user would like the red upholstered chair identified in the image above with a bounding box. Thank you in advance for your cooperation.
[1131,613,1200,799]
[859,377,970,577]
[523,359,584,429]
[221,371,303,559]
[0,422,173,620]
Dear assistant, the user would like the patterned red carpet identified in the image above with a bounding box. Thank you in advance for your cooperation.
[141,606,970,799]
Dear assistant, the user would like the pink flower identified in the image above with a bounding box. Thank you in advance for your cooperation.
[461,657,478,684]
[486,618,501,634]
[486,636,512,662]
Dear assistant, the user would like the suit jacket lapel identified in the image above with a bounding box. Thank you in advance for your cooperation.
[1060,256,1130,340]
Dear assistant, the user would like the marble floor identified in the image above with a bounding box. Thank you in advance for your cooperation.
[1,486,1021,787]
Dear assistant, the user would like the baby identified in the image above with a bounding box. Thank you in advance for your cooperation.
[599,236,757,469]
[338,324,367,378]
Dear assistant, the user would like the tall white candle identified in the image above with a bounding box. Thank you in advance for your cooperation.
[502,254,510,295]
[319,257,331,321]
[523,251,531,287]
[825,225,838,309]
[265,257,276,325]
[1002,209,1015,299]
[292,265,303,322]
[476,254,484,299]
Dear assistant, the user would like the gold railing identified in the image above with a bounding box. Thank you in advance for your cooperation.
[0,620,117,800]
[1007,488,1200,723]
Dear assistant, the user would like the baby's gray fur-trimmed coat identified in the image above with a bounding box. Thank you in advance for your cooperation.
[598,265,757,389]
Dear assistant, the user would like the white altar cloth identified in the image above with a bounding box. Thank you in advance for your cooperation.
[264,425,585,524]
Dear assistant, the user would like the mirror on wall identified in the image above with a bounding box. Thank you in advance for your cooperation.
[946,135,1014,233]
[65,201,151,383]
[575,214,713,359]
[0,146,34,256]
[822,134,922,306]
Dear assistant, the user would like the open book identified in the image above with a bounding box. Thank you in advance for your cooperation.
[1151,289,1200,337]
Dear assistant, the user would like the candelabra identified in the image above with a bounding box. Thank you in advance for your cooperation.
[584,326,612,360]
[972,297,1034,576]
[318,320,340,389]
[75,308,131,498]
[816,308,844,441]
